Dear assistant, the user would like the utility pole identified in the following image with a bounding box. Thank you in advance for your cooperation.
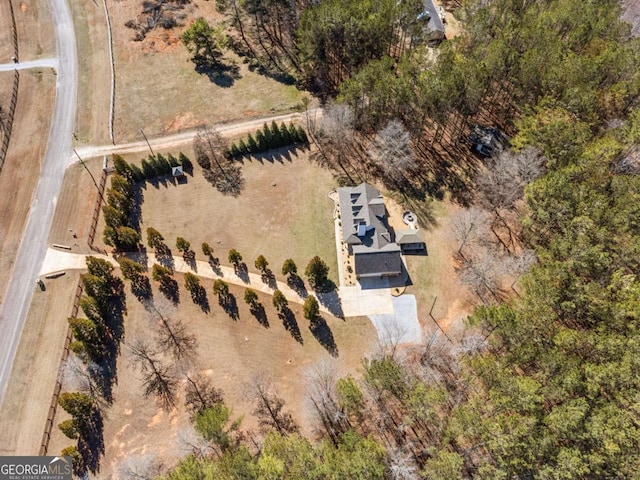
[73,149,104,202]
[140,129,155,158]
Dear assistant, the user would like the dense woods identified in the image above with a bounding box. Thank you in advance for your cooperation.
[156,0,640,477]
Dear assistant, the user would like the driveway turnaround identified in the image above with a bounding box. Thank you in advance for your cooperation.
[369,295,423,345]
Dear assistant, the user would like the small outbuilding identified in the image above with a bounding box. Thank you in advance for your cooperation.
[395,229,426,252]
[172,165,184,177]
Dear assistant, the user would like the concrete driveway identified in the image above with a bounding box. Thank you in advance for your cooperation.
[369,295,422,345]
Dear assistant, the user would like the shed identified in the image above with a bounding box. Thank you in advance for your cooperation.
[172,165,184,177]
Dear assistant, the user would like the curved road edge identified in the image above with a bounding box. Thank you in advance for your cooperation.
[0,0,77,407]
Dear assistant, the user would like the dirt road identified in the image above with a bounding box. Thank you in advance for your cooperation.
[72,109,321,162]
[0,0,77,407]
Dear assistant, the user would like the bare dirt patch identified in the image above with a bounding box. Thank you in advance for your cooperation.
[108,0,305,142]
[0,69,56,304]
[0,272,79,455]
[47,278,377,476]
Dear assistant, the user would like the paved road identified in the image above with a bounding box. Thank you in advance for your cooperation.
[72,108,321,163]
[0,0,77,407]
[0,58,59,72]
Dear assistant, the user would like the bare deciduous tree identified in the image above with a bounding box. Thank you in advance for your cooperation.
[387,448,420,480]
[459,252,502,304]
[368,120,415,184]
[115,453,162,480]
[146,300,197,365]
[476,147,545,211]
[176,426,213,459]
[193,126,228,174]
[128,339,178,410]
[61,356,104,406]
[184,373,224,418]
[245,373,299,436]
[449,207,491,259]
[304,359,349,444]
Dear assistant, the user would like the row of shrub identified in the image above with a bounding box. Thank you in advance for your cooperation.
[135,152,193,182]
[227,121,308,159]
[103,156,140,249]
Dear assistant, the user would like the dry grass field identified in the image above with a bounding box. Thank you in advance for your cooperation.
[106,0,304,143]
[0,272,79,456]
[48,278,377,477]
[0,69,56,303]
[48,158,106,253]
[94,148,340,285]
[69,0,112,145]
[0,0,55,62]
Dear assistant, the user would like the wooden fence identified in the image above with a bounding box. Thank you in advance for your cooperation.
[87,168,108,252]
[38,282,83,456]
[0,0,20,173]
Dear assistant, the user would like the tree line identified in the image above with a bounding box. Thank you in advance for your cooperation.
[228,121,308,159]
[59,257,126,475]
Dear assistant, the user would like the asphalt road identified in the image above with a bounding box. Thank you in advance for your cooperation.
[0,58,58,72]
[0,0,77,407]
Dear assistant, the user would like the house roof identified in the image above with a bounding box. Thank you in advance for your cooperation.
[354,251,403,277]
[172,166,184,176]
[418,0,445,37]
[395,229,424,245]
[338,183,394,251]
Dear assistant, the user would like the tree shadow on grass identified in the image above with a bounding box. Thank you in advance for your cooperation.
[190,285,210,313]
[309,315,338,357]
[77,408,105,475]
[131,275,153,302]
[195,62,241,88]
[160,278,180,304]
[250,303,269,328]
[219,293,239,320]
[279,308,303,344]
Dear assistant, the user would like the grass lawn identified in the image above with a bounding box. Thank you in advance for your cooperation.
[104,148,341,286]
[47,277,377,476]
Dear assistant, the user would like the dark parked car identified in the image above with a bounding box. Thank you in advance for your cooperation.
[467,125,508,158]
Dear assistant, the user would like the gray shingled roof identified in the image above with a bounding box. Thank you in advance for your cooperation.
[395,229,424,245]
[354,251,403,277]
[337,183,394,250]
[418,0,445,38]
